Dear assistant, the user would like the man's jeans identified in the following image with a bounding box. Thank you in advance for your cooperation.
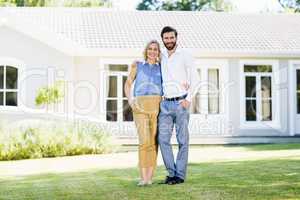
[158,100,190,180]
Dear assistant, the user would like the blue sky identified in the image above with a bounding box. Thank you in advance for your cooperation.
[111,0,284,12]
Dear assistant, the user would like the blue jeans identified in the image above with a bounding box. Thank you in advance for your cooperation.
[158,100,190,180]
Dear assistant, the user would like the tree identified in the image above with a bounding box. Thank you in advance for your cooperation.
[0,0,112,7]
[136,0,232,11]
[0,0,16,6]
[136,0,161,10]
[278,0,300,12]
[35,81,65,109]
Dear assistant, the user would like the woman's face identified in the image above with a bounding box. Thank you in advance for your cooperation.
[147,43,160,61]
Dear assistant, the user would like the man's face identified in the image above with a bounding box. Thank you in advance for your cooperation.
[162,31,177,50]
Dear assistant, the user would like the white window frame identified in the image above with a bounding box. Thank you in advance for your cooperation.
[193,59,229,117]
[239,60,280,129]
[0,57,25,111]
[288,60,300,136]
[99,58,138,124]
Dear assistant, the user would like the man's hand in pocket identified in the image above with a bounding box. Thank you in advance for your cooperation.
[180,99,190,109]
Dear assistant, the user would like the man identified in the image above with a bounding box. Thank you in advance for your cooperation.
[158,26,198,185]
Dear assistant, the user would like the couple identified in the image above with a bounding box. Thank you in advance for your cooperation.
[124,26,197,186]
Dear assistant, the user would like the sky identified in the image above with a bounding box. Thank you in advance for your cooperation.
[111,0,284,12]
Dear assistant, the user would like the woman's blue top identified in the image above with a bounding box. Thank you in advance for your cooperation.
[133,61,163,97]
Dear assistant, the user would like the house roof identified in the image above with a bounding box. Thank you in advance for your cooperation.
[0,7,300,57]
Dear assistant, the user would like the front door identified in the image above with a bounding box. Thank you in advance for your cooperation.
[295,68,300,134]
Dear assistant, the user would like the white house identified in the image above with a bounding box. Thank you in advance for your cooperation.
[1,7,300,143]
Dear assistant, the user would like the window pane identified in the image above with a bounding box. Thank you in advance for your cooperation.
[261,76,272,98]
[191,69,201,114]
[208,69,219,114]
[108,76,117,97]
[123,76,127,98]
[262,100,272,121]
[0,66,3,89]
[6,92,17,106]
[123,100,133,121]
[298,93,300,114]
[109,65,128,72]
[0,92,3,105]
[246,100,256,121]
[106,100,117,121]
[297,70,300,91]
[245,76,256,98]
[244,65,272,72]
[6,66,18,89]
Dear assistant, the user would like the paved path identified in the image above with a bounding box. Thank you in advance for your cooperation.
[1,146,300,177]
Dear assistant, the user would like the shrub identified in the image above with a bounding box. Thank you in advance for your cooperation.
[0,120,115,161]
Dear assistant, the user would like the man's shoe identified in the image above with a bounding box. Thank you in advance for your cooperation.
[162,176,175,184]
[174,176,185,184]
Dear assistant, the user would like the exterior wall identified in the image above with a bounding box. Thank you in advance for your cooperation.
[0,26,73,110]
[227,59,241,135]
[72,57,101,118]
[71,56,293,137]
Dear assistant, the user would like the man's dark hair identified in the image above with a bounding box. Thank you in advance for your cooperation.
[161,26,178,38]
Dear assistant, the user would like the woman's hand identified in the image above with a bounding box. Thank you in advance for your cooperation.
[182,82,190,91]
[129,97,135,107]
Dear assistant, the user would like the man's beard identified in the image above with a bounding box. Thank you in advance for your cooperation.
[164,41,176,50]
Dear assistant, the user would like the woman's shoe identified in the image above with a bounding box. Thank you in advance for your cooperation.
[146,180,152,185]
[137,180,147,186]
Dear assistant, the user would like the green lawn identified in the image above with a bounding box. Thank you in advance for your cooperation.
[243,143,300,151]
[1,158,300,200]
[119,143,300,153]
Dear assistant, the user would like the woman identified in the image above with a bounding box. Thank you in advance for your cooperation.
[124,40,163,186]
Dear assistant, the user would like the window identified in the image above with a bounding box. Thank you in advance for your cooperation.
[192,68,220,114]
[243,64,273,122]
[0,65,18,106]
[192,68,201,113]
[105,64,133,122]
[208,69,219,114]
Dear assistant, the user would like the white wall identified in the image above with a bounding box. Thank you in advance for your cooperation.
[72,57,101,118]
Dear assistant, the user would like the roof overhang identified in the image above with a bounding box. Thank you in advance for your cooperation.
[70,48,300,59]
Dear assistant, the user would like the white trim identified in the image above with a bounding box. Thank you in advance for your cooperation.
[239,59,281,130]
[0,57,26,111]
[288,60,300,136]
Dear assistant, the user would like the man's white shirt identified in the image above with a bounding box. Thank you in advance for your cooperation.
[161,47,198,102]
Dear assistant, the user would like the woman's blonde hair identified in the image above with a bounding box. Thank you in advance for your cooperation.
[143,40,161,62]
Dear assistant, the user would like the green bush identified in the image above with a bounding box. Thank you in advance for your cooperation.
[35,81,65,106]
[0,120,115,161]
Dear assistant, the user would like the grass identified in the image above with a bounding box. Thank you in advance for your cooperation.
[0,158,300,200]
[118,143,300,153]
[242,143,300,151]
